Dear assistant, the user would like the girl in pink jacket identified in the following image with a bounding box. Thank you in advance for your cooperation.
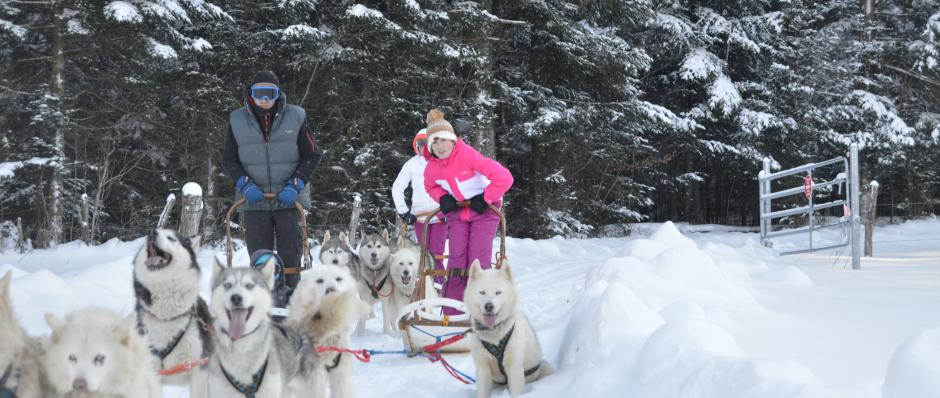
[422,109,513,315]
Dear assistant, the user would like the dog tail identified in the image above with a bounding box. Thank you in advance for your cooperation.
[303,290,370,340]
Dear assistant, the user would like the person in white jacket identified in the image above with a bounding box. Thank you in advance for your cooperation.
[392,129,447,285]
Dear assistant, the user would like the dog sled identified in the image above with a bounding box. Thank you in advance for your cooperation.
[398,203,508,353]
[223,193,312,318]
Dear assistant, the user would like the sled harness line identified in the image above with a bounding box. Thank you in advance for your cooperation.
[220,358,268,398]
[158,357,210,376]
[316,326,475,384]
[478,323,541,385]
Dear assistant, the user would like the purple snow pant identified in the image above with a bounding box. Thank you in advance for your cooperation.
[415,221,447,285]
[441,207,500,315]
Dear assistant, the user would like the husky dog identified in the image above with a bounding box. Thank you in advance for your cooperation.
[0,271,46,398]
[288,264,367,398]
[354,229,394,335]
[43,308,161,398]
[132,229,211,396]
[386,238,421,333]
[208,257,362,398]
[465,260,552,398]
[318,231,357,274]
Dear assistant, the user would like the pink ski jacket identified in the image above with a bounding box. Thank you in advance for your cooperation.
[423,140,513,221]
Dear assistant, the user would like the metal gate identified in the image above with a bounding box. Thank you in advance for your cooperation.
[758,144,861,269]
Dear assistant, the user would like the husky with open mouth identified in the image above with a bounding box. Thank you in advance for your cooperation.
[132,229,211,397]
[208,257,361,398]
[386,237,421,334]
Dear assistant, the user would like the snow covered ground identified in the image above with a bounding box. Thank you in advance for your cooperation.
[2,219,940,397]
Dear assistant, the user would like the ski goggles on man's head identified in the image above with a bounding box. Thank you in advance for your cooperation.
[415,139,427,148]
[250,84,280,102]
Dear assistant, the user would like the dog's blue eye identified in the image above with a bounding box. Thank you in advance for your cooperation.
[68,354,77,363]
[94,354,105,365]
[223,283,232,289]
[495,291,502,295]
[316,278,324,283]
[245,283,255,290]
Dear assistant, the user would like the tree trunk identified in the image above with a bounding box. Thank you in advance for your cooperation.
[48,0,67,246]
[467,0,497,158]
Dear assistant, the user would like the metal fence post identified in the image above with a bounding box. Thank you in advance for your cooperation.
[850,144,861,270]
[760,157,771,246]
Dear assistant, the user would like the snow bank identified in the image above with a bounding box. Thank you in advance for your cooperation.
[883,328,940,398]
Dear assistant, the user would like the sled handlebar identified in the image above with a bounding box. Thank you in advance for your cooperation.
[223,194,312,269]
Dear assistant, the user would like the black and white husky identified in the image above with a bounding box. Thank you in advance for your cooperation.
[319,231,358,276]
[208,257,364,398]
[133,229,212,397]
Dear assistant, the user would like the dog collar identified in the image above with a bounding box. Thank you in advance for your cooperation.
[220,357,268,398]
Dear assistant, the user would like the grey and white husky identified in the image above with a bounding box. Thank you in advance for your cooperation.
[132,229,211,396]
[319,231,357,274]
[354,229,394,335]
[207,257,363,398]
[0,271,47,397]
[465,260,553,398]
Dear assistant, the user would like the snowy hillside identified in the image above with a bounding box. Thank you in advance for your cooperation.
[2,220,940,397]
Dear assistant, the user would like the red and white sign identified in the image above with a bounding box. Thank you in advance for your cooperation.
[803,175,813,199]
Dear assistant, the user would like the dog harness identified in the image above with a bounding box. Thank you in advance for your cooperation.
[478,324,541,385]
[364,271,389,299]
[0,363,16,398]
[325,352,343,371]
[137,305,197,369]
[220,358,269,398]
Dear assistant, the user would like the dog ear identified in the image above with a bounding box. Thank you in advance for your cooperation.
[187,235,202,251]
[259,256,277,290]
[323,230,331,242]
[0,270,11,296]
[212,256,226,287]
[499,261,513,282]
[339,231,348,245]
[469,259,483,282]
[45,312,65,339]
[382,228,390,243]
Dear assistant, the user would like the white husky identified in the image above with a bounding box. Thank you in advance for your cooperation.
[354,229,394,335]
[43,307,161,398]
[288,264,367,398]
[0,271,46,397]
[386,238,421,333]
[132,229,211,397]
[464,260,552,398]
[207,257,362,398]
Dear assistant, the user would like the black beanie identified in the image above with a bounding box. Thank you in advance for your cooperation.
[251,70,280,87]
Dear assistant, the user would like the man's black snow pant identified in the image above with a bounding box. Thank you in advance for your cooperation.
[243,209,303,310]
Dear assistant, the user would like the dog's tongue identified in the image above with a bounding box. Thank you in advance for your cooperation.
[483,314,498,328]
[228,309,249,340]
[145,256,162,267]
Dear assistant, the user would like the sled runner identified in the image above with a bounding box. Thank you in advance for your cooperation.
[398,203,508,353]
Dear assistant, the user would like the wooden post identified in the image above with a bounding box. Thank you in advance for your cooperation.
[179,183,203,239]
[157,194,177,229]
[348,193,362,244]
[79,193,91,244]
[865,180,879,257]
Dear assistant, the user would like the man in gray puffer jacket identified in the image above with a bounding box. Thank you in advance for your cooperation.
[222,71,320,315]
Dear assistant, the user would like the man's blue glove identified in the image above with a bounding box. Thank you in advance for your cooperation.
[236,176,264,204]
[278,177,304,208]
